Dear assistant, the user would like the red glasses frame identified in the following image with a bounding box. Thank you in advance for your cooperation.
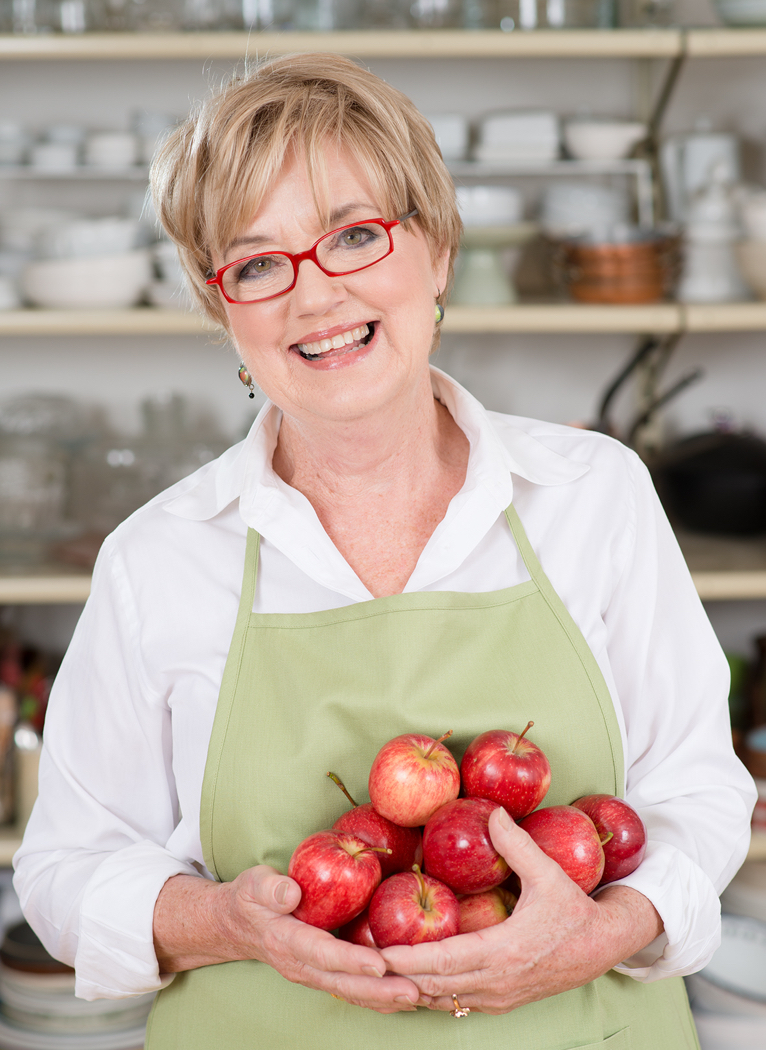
[207,209,418,305]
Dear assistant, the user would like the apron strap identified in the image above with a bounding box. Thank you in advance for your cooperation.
[199,527,260,880]
[237,527,261,625]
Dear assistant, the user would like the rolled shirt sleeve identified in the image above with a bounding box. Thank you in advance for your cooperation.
[13,537,199,1000]
[598,449,756,980]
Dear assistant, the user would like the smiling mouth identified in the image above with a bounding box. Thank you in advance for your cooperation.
[295,323,374,361]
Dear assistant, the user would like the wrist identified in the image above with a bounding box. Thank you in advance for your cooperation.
[594,885,664,965]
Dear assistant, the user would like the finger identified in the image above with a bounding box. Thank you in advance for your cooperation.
[298,965,421,1011]
[240,865,302,914]
[276,916,395,980]
[488,807,561,890]
[380,929,489,979]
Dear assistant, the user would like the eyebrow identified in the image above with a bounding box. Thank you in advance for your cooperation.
[222,201,379,258]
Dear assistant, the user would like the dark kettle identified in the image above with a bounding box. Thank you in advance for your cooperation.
[651,431,766,536]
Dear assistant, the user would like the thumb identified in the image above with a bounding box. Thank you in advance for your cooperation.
[241,864,302,914]
[489,807,560,889]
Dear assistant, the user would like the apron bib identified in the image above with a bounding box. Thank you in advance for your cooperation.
[146,505,699,1050]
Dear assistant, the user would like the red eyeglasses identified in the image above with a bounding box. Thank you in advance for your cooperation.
[207,209,418,305]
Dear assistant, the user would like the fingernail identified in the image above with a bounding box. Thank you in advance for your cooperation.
[395,995,416,1005]
[495,807,512,830]
[275,882,290,905]
[418,995,432,1006]
[362,965,384,978]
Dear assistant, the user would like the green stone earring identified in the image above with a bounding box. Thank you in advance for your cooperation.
[238,363,255,399]
[435,303,445,324]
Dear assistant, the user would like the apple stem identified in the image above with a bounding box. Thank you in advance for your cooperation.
[326,772,358,808]
[600,831,614,847]
[423,730,453,760]
[510,721,534,755]
[411,864,428,907]
[354,846,393,859]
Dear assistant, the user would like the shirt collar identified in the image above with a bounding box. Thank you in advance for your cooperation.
[164,366,588,528]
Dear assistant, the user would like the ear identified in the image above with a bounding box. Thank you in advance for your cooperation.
[433,242,450,296]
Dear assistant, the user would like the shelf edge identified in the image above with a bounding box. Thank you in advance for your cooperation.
[0,29,684,61]
[0,578,91,604]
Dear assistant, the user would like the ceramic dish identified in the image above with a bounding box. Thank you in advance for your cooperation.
[0,1014,146,1050]
[686,971,766,1017]
[737,241,766,299]
[699,913,766,1002]
[21,250,152,310]
[714,0,766,24]
[563,120,646,161]
[692,1009,766,1050]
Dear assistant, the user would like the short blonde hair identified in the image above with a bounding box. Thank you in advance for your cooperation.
[151,53,461,334]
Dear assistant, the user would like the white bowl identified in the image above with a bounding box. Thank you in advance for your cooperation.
[737,241,766,299]
[693,1009,766,1050]
[42,218,142,261]
[699,913,766,1002]
[21,250,152,310]
[564,120,647,161]
[456,185,524,227]
[715,0,766,24]
[426,113,468,161]
[84,133,138,170]
[687,971,766,1017]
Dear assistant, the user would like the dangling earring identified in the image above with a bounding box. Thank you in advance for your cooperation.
[238,363,255,399]
[435,302,445,324]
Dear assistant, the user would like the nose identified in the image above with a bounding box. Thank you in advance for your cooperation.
[291,255,348,316]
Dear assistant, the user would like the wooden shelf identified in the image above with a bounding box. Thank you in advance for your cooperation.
[682,302,766,332]
[7,533,766,604]
[0,572,91,604]
[748,831,766,861]
[445,303,681,333]
[686,28,766,57]
[0,308,215,336]
[0,826,23,867]
[3,302,766,336]
[678,531,766,601]
[0,29,685,62]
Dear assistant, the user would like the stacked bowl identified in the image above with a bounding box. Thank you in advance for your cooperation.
[736,191,766,300]
[0,922,153,1050]
[687,863,766,1050]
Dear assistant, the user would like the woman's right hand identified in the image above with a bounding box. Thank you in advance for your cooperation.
[153,868,422,1013]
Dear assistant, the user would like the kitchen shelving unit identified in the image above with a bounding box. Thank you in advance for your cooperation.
[3,25,766,866]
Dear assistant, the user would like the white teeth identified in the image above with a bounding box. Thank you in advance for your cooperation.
[297,323,370,357]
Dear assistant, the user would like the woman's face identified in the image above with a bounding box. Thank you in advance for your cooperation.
[214,145,449,430]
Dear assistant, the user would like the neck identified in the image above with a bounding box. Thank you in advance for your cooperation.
[272,369,463,506]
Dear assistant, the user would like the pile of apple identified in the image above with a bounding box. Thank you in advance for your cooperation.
[287,725,646,948]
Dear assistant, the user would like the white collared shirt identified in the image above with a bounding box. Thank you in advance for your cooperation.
[13,368,756,1001]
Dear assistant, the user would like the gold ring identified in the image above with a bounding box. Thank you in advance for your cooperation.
[451,993,470,1018]
[330,993,345,1002]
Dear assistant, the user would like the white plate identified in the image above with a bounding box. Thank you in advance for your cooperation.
[693,1009,766,1050]
[0,1013,146,1050]
[700,914,766,1002]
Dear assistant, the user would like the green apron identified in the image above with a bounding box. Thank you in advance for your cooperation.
[146,505,700,1050]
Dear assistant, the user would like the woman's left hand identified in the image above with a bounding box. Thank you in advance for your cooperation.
[379,807,663,1015]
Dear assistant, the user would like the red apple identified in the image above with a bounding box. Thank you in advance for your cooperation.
[337,907,377,948]
[368,866,459,948]
[422,797,510,894]
[327,772,423,878]
[460,722,552,820]
[368,731,460,827]
[571,794,647,884]
[458,886,517,934]
[519,805,605,894]
[288,830,385,930]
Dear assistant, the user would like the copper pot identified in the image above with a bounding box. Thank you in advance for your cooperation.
[557,231,680,304]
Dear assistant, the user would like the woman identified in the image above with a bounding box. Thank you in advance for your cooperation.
[14,54,754,1049]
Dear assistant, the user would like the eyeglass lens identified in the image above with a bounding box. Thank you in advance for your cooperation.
[221,221,392,303]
